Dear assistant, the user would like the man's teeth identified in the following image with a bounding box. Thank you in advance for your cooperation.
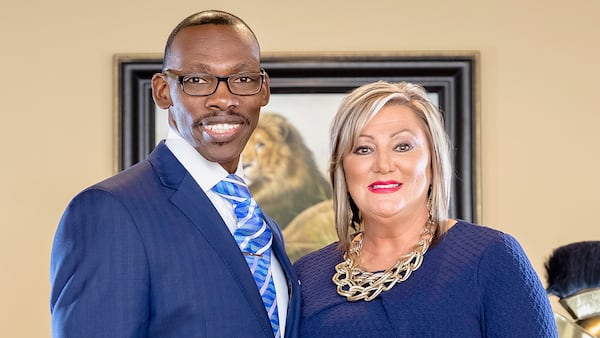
[205,123,238,133]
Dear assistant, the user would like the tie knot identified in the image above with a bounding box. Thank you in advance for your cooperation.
[212,174,251,203]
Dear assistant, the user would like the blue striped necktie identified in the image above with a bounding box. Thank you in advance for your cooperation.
[212,174,280,337]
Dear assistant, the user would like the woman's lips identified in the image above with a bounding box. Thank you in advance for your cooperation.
[368,181,402,193]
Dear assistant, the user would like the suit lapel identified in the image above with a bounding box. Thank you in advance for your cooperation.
[148,143,274,337]
[265,217,301,338]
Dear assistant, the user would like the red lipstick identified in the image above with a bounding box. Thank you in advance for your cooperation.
[368,180,402,193]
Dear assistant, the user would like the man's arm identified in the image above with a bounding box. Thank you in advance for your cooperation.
[50,188,149,338]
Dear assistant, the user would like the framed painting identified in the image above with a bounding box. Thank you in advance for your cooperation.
[114,52,480,260]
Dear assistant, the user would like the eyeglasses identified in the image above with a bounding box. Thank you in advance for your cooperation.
[163,69,266,96]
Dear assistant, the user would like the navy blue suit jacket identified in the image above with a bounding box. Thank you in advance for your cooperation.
[50,142,300,337]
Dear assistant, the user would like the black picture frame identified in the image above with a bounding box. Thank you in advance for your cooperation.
[114,52,480,224]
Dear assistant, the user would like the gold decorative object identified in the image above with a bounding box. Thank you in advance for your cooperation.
[332,221,434,301]
[559,288,600,337]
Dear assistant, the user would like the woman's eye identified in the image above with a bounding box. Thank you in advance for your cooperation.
[395,143,414,152]
[353,145,372,155]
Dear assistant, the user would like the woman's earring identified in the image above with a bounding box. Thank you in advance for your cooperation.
[427,186,433,222]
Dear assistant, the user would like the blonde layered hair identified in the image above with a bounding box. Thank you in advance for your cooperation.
[329,81,452,252]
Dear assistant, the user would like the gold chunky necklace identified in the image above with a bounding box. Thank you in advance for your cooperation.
[332,221,434,301]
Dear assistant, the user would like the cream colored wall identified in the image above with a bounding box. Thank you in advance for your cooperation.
[1,0,598,336]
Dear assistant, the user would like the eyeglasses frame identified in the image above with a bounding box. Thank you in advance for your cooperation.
[163,69,266,97]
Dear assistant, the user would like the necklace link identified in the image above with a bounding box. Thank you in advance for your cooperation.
[332,221,434,302]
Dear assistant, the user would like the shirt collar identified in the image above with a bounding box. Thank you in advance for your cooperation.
[164,127,245,192]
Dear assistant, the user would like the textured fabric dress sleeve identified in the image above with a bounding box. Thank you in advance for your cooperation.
[478,233,558,338]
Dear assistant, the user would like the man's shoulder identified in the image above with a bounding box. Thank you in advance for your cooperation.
[92,143,179,193]
[92,159,155,192]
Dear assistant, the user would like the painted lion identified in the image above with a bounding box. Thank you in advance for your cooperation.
[283,199,337,262]
[243,112,331,229]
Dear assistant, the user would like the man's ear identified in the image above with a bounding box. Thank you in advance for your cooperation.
[152,73,173,109]
[260,72,271,107]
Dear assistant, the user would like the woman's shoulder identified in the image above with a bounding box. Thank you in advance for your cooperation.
[440,220,523,257]
[292,242,351,319]
[447,219,515,242]
[293,241,341,273]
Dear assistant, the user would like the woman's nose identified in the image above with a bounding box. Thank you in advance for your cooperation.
[373,150,394,173]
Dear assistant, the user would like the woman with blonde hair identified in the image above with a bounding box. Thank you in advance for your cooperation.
[293,81,557,337]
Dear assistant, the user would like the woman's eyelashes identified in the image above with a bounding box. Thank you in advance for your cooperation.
[351,141,414,155]
[394,142,414,152]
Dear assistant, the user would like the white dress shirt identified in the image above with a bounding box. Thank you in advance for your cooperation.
[165,128,288,336]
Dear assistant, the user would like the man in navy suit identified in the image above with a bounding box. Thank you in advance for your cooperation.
[50,10,300,337]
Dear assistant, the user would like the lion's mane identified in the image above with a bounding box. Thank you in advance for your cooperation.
[243,113,331,229]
